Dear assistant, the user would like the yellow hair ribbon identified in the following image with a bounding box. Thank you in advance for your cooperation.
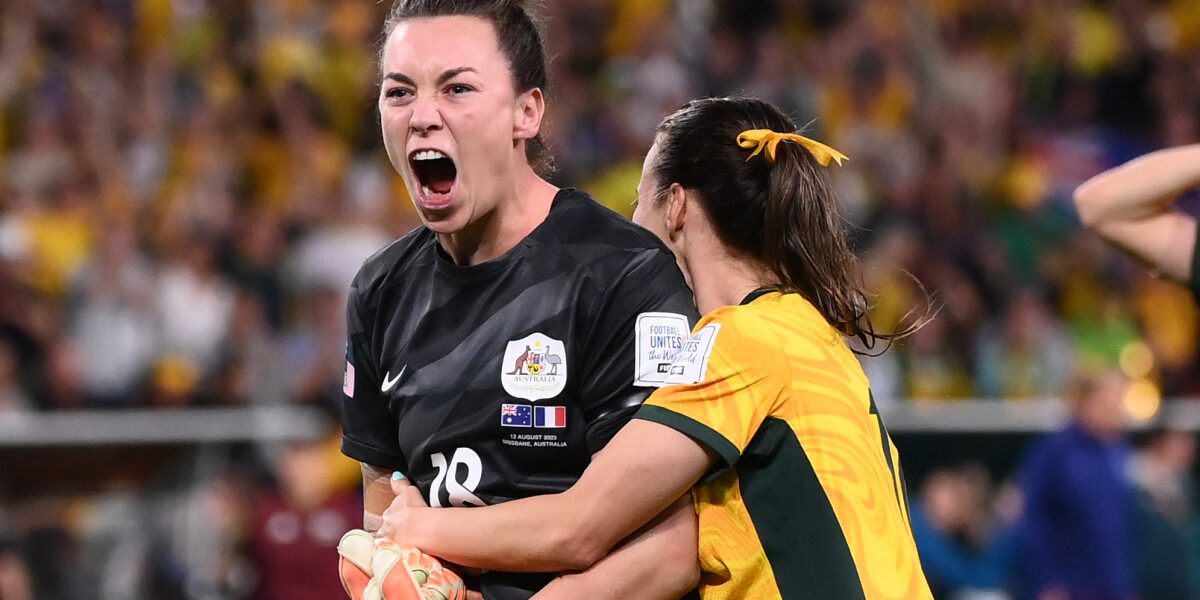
[736,129,849,167]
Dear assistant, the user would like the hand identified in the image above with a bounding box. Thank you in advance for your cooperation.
[376,473,428,544]
[379,474,488,578]
[338,528,468,600]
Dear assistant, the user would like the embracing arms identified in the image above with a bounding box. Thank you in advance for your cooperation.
[377,420,712,571]
[361,420,711,599]
[530,494,698,599]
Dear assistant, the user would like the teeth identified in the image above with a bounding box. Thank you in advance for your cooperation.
[421,185,432,197]
[412,150,446,161]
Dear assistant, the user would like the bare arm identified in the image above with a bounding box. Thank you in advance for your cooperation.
[361,463,395,532]
[1074,144,1200,281]
[378,419,714,573]
[532,495,699,600]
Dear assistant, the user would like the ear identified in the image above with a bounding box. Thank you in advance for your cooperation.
[664,183,688,242]
[513,87,545,141]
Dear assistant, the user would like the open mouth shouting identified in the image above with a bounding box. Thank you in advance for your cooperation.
[409,149,458,210]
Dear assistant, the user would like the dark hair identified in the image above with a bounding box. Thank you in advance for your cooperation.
[652,97,927,349]
[381,0,554,175]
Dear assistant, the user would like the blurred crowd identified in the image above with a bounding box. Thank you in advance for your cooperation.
[1,0,1199,598]
[1,0,1200,411]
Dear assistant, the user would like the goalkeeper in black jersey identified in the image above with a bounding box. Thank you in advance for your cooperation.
[337,2,700,599]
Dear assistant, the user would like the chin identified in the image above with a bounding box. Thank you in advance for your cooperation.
[418,207,471,235]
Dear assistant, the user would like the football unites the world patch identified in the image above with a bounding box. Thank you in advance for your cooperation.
[501,404,566,429]
[501,333,568,401]
[633,312,692,387]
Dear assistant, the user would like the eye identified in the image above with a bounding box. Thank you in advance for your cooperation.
[383,87,412,102]
[446,83,473,96]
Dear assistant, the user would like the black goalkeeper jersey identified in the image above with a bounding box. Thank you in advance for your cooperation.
[339,188,698,599]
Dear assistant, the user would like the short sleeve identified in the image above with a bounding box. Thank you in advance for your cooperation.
[635,311,782,478]
[577,249,698,455]
[1189,219,1200,299]
[339,276,408,472]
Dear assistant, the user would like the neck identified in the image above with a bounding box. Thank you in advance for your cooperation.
[687,246,773,314]
[439,163,558,266]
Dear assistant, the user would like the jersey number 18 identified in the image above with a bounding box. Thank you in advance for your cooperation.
[429,447,486,508]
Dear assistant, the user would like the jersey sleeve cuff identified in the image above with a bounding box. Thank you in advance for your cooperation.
[636,404,740,482]
[585,404,641,456]
[340,436,408,472]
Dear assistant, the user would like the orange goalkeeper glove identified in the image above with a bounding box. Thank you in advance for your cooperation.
[338,529,467,600]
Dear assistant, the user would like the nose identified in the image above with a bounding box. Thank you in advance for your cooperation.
[409,96,443,136]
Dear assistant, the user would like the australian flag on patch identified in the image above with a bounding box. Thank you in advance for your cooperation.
[501,404,532,427]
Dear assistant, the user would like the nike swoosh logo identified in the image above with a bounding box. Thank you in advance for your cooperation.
[381,366,406,392]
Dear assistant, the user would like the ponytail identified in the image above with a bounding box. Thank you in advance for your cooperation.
[653,97,931,350]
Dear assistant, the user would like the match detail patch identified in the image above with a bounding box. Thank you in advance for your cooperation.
[633,312,692,387]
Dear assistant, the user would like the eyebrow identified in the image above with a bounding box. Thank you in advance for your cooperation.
[383,72,416,86]
[382,67,478,87]
[436,67,477,85]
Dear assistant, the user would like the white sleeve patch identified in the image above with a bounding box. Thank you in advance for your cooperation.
[343,361,355,398]
[661,324,721,385]
[634,312,693,387]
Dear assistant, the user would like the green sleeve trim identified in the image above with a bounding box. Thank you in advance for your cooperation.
[635,404,741,480]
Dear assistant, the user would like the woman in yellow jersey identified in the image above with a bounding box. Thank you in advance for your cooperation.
[376,97,933,600]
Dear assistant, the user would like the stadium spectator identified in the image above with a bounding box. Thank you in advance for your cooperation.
[0,537,32,600]
[1130,427,1198,600]
[974,289,1074,400]
[0,336,31,413]
[246,435,361,600]
[65,218,156,407]
[1015,370,1136,600]
[152,229,236,381]
[280,286,346,408]
[208,289,285,407]
[910,464,1016,599]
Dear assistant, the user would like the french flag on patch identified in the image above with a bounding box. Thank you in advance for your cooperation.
[534,406,567,428]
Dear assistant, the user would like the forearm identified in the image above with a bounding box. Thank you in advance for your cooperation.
[403,491,603,572]
[362,464,394,532]
[386,421,711,574]
[386,422,710,571]
[532,496,699,600]
[1075,144,1200,224]
[1073,145,1200,280]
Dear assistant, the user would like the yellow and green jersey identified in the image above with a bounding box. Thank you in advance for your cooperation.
[637,290,931,600]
